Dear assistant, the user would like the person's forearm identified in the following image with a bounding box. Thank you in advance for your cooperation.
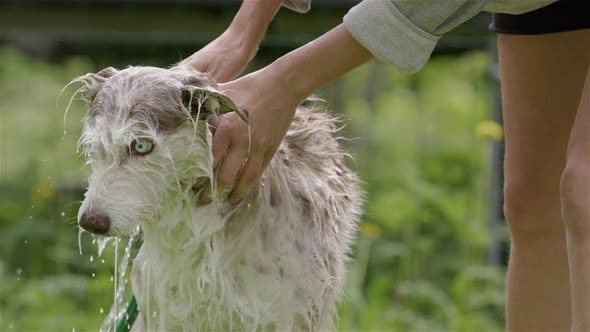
[229,0,283,54]
[266,24,373,101]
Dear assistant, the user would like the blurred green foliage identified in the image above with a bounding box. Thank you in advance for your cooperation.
[0,47,507,331]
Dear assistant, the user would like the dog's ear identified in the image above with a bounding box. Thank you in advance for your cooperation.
[80,67,118,102]
[181,74,238,116]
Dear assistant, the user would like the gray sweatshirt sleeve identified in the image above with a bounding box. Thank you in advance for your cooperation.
[343,0,557,73]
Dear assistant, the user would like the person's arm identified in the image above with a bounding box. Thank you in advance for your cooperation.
[202,0,560,204]
[266,24,373,104]
[199,24,372,204]
[180,0,283,82]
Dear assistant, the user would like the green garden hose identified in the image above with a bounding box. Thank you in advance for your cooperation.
[116,296,138,332]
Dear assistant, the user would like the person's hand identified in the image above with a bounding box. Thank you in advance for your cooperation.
[195,24,373,204]
[197,69,303,204]
[179,29,256,83]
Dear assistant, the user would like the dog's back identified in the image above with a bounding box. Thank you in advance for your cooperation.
[75,66,362,331]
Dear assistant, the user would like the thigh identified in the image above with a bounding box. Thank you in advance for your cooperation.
[562,63,590,226]
[498,29,590,230]
[566,63,590,173]
[561,63,590,331]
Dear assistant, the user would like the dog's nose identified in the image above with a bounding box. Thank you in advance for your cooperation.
[79,210,110,234]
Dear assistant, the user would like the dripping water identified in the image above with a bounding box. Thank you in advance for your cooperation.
[98,227,140,332]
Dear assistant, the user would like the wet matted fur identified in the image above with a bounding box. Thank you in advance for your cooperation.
[74,66,363,331]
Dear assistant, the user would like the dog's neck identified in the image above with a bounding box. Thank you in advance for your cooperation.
[134,187,254,330]
[146,191,222,241]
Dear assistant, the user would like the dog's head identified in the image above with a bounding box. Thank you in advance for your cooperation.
[75,66,237,236]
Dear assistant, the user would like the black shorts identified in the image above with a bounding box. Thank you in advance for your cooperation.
[490,0,590,35]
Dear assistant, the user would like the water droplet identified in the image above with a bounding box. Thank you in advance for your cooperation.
[91,273,96,277]
[16,277,20,281]
[31,205,35,209]
[110,276,114,282]
[90,255,94,262]
[61,211,65,217]
[28,216,32,219]
[24,240,28,244]
[16,268,22,275]
[247,203,251,208]
[42,159,46,163]
[99,307,104,314]
[97,237,110,256]
[101,259,105,264]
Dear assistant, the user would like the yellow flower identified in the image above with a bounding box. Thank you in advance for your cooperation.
[359,222,382,239]
[33,181,56,201]
[476,120,504,140]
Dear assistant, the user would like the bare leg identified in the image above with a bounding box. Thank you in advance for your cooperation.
[561,63,590,331]
[498,29,590,332]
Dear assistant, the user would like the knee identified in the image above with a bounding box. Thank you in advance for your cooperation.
[560,162,590,238]
[503,178,564,238]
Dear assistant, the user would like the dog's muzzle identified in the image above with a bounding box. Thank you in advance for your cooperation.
[79,210,111,234]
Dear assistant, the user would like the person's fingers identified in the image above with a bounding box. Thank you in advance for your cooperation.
[199,179,212,204]
[217,146,247,194]
[193,176,208,190]
[211,121,232,169]
[197,115,230,204]
[261,151,275,174]
[196,117,232,204]
[228,154,263,205]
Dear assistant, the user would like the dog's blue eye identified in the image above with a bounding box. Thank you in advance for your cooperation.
[131,139,153,155]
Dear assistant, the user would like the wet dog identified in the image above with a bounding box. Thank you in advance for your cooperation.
[75,66,362,331]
